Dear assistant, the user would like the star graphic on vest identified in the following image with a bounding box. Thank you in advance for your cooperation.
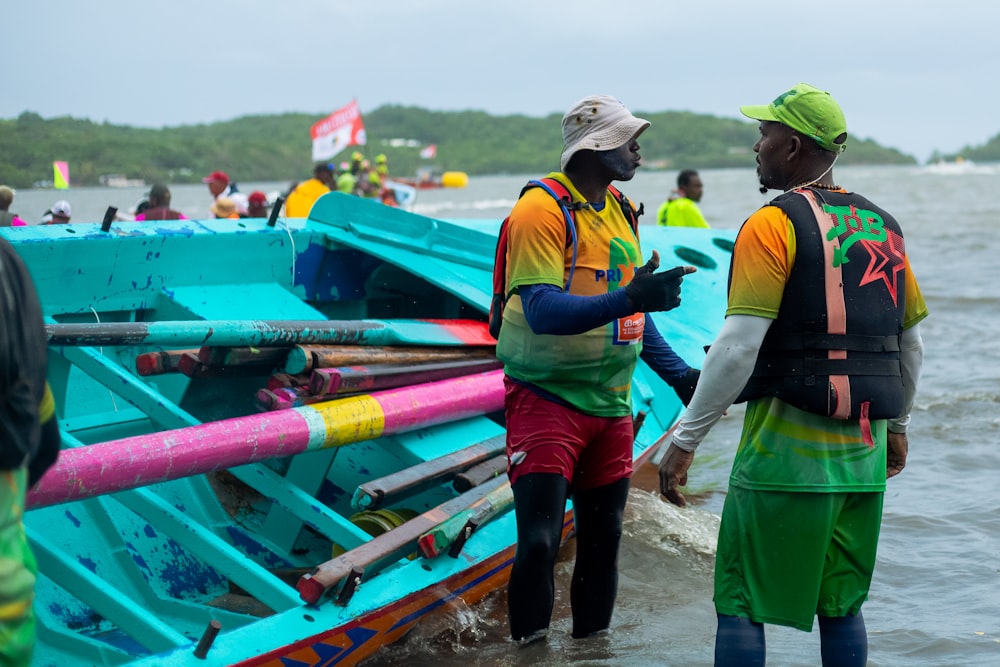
[858,228,906,306]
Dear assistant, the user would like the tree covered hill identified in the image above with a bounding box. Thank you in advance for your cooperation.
[0,106,916,189]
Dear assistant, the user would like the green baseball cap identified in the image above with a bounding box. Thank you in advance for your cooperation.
[741,83,847,153]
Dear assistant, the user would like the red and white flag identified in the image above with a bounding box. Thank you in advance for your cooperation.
[311,100,367,161]
[419,144,437,159]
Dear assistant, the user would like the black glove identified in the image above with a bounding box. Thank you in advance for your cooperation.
[668,368,700,406]
[625,265,690,312]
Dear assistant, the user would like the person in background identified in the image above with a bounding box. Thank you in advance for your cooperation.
[247,191,270,219]
[375,153,389,180]
[657,169,710,228]
[135,184,186,221]
[209,197,240,220]
[0,186,27,227]
[0,234,61,665]
[202,170,248,218]
[284,163,334,217]
[336,167,357,195]
[46,200,72,225]
[349,151,364,178]
[497,94,699,644]
[658,83,928,666]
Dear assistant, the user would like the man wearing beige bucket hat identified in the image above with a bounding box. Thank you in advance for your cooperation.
[495,95,699,643]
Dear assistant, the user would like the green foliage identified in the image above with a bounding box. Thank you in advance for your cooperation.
[0,107,916,189]
[942,131,1000,162]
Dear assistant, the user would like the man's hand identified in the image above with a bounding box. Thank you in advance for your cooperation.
[668,368,700,406]
[625,254,696,313]
[658,442,695,506]
[886,431,908,479]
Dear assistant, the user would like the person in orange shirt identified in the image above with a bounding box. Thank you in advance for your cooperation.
[209,197,240,219]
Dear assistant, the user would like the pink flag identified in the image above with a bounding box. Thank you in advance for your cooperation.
[311,100,367,161]
[419,144,437,159]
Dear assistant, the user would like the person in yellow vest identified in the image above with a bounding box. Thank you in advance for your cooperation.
[657,169,710,228]
[284,163,334,217]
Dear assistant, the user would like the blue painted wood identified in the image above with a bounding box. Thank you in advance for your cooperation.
[28,528,190,652]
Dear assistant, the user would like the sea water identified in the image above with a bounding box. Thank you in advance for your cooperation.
[10,165,1000,666]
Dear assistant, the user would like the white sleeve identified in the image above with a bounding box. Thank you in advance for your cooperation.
[887,323,924,433]
[670,315,771,452]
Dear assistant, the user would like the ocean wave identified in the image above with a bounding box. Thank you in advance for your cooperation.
[624,489,720,558]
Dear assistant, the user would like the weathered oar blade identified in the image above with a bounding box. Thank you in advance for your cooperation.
[283,344,495,375]
[452,453,508,492]
[135,348,200,376]
[351,434,505,511]
[27,369,504,509]
[198,345,291,368]
[297,476,508,606]
[310,357,503,395]
[417,480,514,559]
[45,318,494,347]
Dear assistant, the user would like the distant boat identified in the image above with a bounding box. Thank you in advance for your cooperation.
[921,157,996,175]
[99,173,147,188]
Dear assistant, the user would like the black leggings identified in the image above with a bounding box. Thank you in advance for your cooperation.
[507,473,631,640]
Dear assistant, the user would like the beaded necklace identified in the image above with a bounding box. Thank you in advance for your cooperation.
[794,182,841,191]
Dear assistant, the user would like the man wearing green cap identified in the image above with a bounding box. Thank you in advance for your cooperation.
[658,83,929,666]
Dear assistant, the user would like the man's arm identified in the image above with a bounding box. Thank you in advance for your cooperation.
[640,316,696,404]
[518,283,633,335]
[886,323,923,478]
[670,315,770,450]
[659,314,771,505]
[28,382,60,488]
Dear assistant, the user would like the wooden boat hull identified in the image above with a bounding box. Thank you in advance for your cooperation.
[3,192,735,665]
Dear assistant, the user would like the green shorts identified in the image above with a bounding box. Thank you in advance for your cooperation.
[714,486,884,631]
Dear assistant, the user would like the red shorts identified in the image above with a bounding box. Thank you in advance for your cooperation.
[504,378,634,491]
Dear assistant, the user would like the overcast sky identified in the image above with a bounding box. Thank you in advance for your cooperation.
[6,1,994,163]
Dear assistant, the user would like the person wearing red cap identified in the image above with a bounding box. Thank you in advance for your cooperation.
[202,170,231,197]
[247,191,270,219]
[202,171,248,218]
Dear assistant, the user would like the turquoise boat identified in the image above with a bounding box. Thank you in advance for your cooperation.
[5,193,735,666]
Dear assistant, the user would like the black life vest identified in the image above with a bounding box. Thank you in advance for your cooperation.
[735,188,907,420]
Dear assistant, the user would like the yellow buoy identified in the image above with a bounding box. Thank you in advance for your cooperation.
[440,171,468,188]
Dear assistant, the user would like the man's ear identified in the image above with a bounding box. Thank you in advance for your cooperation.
[786,134,803,162]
